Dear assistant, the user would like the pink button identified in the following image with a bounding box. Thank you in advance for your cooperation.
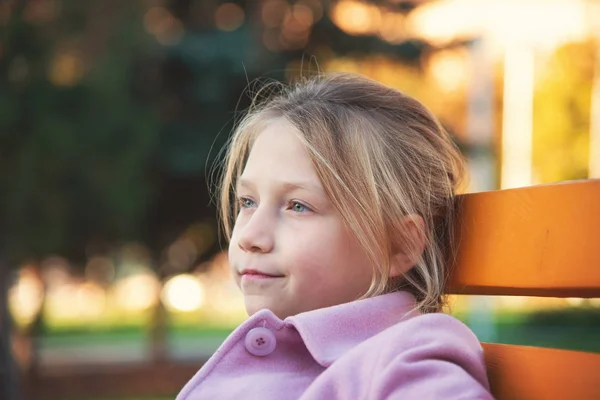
[245,327,276,356]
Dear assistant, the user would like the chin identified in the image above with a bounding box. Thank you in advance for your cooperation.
[244,299,288,319]
[244,299,269,316]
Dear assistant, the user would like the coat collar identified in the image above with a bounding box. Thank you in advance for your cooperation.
[283,291,419,367]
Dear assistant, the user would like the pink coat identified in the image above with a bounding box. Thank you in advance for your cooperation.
[177,291,493,399]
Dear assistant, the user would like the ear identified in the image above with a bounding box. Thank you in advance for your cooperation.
[390,215,426,278]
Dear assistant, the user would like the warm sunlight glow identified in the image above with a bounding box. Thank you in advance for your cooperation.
[113,273,161,312]
[565,297,585,307]
[330,0,380,36]
[45,281,106,320]
[162,274,205,312]
[407,0,595,52]
[9,267,44,327]
[501,44,534,189]
[378,12,406,44]
[428,49,468,93]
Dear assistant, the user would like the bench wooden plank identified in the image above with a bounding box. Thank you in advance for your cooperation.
[448,180,600,297]
[483,343,600,400]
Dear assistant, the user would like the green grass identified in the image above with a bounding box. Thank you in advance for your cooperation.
[41,330,146,347]
[38,307,600,353]
[455,307,600,353]
[496,325,600,352]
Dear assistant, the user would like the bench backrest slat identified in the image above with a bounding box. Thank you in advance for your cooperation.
[483,343,600,400]
[449,180,600,297]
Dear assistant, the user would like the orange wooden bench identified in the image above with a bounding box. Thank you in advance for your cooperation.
[448,179,600,400]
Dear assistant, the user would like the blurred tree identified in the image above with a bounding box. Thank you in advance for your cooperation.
[533,40,597,183]
[0,0,439,265]
[0,0,161,264]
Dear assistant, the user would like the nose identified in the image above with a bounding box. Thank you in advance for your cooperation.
[237,207,275,253]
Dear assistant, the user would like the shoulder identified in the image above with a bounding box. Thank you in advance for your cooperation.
[369,312,486,370]
[384,312,483,353]
[351,312,492,398]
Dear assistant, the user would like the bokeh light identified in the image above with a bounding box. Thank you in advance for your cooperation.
[44,281,106,321]
[215,3,245,32]
[262,0,289,28]
[75,282,106,318]
[144,6,184,45]
[40,256,71,288]
[48,50,84,87]
[85,256,116,285]
[330,0,381,36]
[378,11,406,44]
[112,273,161,313]
[427,48,469,94]
[406,0,593,51]
[161,274,205,312]
[9,267,45,328]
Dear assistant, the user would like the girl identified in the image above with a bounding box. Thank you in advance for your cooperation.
[177,73,493,399]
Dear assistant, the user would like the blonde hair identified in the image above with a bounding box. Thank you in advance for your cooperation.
[218,73,466,313]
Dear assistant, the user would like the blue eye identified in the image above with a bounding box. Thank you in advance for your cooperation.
[239,197,256,208]
[291,201,309,213]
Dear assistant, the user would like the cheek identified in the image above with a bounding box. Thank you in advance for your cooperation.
[288,220,372,282]
[328,225,373,288]
[228,228,243,273]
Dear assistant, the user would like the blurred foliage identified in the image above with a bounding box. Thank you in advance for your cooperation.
[0,1,161,263]
[454,306,600,353]
[525,305,600,328]
[506,307,600,353]
[533,39,597,183]
[0,0,436,267]
[0,0,597,266]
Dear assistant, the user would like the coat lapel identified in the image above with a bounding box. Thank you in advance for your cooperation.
[285,291,419,366]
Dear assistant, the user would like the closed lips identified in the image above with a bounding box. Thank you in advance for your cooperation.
[241,269,284,277]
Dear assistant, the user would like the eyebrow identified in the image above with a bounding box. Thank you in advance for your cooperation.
[237,177,326,195]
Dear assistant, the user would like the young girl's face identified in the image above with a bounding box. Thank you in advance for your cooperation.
[228,118,374,319]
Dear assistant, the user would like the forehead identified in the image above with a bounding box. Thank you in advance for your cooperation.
[239,118,321,186]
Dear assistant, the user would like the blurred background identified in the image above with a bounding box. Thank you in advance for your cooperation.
[1,0,599,399]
